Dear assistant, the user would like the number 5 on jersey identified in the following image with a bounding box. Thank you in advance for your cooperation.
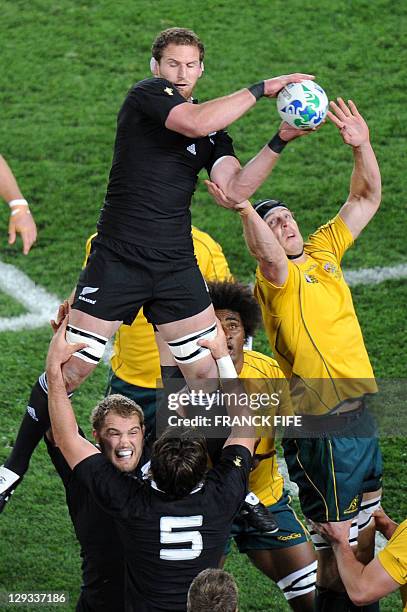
[160,516,203,560]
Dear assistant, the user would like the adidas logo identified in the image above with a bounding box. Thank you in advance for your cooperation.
[186,143,196,156]
[27,405,38,421]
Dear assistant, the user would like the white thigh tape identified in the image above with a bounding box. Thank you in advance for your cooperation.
[66,325,108,364]
[358,494,382,531]
[277,560,317,600]
[167,323,217,364]
[308,519,358,550]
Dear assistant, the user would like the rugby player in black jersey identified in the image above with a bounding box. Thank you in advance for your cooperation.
[46,311,255,612]
[45,394,147,611]
[0,27,313,512]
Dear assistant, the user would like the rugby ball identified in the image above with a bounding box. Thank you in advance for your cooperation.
[277,80,328,129]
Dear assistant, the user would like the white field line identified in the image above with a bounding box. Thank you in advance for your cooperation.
[0,261,60,331]
[345,263,407,286]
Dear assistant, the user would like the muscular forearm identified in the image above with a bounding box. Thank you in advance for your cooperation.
[239,203,286,264]
[350,143,381,206]
[0,155,24,203]
[224,144,282,202]
[333,542,371,603]
[167,89,257,138]
[47,367,79,448]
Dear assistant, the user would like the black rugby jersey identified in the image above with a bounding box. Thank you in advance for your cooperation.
[98,77,236,251]
[74,444,251,612]
[46,434,150,612]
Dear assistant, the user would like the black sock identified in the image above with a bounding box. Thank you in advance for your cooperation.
[4,374,51,477]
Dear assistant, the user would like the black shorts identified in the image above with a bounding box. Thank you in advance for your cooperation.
[71,234,211,325]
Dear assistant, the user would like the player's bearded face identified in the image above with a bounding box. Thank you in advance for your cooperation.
[95,414,144,472]
[216,309,245,373]
[156,43,202,100]
[266,209,304,256]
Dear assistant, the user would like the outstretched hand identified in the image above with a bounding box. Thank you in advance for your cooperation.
[46,315,87,372]
[264,73,315,98]
[327,98,369,147]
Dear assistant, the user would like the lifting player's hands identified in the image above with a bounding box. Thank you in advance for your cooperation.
[263,73,315,97]
[8,207,37,255]
[327,98,369,147]
[51,300,71,334]
[198,318,229,360]
[309,518,353,545]
[46,313,88,372]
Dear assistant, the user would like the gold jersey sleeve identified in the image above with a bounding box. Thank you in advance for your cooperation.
[240,350,289,506]
[254,215,376,415]
[109,226,231,388]
[377,520,407,611]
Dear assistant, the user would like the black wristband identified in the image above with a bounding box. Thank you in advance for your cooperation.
[248,81,265,101]
[268,132,288,154]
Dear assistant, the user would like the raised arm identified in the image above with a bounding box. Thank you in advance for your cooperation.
[199,319,255,454]
[205,183,288,286]
[165,73,314,138]
[328,98,381,239]
[208,120,314,204]
[46,315,100,469]
[0,154,37,254]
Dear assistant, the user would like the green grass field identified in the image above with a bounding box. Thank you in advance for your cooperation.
[0,0,406,610]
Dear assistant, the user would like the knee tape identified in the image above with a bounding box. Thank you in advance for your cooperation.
[277,560,317,600]
[358,494,382,531]
[167,323,217,364]
[308,519,358,550]
[66,325,108,364]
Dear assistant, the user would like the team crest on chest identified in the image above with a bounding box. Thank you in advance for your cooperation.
[323,262,342,280]
[233,456,242,467]
[164,87,174,96]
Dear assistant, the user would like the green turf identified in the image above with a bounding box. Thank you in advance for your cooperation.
[0,0,406,610]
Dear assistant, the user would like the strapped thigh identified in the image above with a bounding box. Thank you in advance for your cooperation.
[66,324,108,364]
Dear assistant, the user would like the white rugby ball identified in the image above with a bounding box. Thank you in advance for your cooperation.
[277,80,328,129]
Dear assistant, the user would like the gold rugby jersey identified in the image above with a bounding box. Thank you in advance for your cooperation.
[240,349,288,505]
[255,215,376,415]
[377,520,407,611]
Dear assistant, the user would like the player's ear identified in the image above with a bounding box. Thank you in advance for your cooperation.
[150,57,159,76]
[92,429,100,444]
[198,61,204,77]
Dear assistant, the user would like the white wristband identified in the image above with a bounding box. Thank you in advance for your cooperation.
[8,199,28,208]
[216,355,238,378]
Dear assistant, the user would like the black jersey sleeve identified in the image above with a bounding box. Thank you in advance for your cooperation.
[73,453,144,519]
[205,129,238,175]
[128,77,187,125]
[44,427,88,486]
[207,444,251,514]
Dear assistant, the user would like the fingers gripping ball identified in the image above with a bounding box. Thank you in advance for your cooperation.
[277,80,328,129]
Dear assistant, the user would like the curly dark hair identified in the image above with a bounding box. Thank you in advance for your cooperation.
[150,426,207,499]
[207,280,262,339]
[152,28,205,62]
